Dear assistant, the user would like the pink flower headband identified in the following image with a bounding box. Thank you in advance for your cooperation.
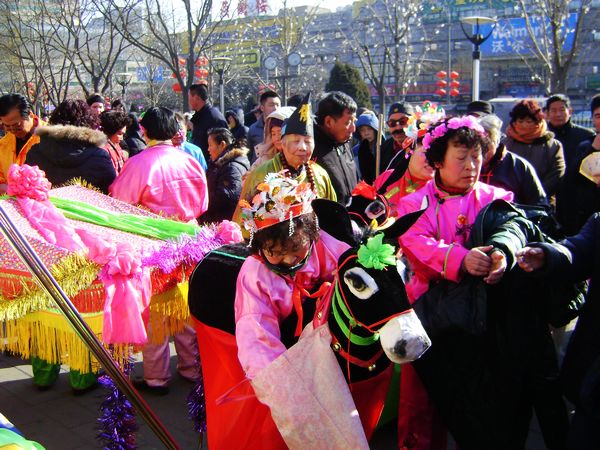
[421,116,485,151]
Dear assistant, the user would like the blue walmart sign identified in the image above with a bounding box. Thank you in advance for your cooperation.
[479,13,577,57]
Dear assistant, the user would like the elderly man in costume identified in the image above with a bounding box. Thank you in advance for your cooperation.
[0,94,44,193]
[233,93,336,232]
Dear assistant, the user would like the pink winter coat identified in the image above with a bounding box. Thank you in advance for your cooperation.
[397,180,513,303]
[109,143,208,222]
[235,231,350,379]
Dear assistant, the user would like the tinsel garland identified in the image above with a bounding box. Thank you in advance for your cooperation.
[97,363,138,450]
[187,372,207,434]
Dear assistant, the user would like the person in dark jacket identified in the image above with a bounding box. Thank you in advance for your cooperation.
[378,102,414,177]
[189,83,227,161]
[122,112,146,157]
[479,113,549,208]
[313,91,359,205]
[414,200,569,450]
[247,90,281,162]
[518,213,600,450]
[556,94,600,236]
[26,99,116,194]
[225,108,249,147]
[502,99,565,200]
[198,127,249,223]
[545,94,595,169]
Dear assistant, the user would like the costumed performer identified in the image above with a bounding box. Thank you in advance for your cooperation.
[232,93,336,232]
[110,106,208,394]
[395,116,514,450]
[374,101,444,216]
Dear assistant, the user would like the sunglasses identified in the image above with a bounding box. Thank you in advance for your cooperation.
[387,118,408,128]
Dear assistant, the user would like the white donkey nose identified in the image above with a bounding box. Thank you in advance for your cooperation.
[378,309,431,364]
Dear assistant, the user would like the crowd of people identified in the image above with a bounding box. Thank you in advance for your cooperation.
[0,85,599,450]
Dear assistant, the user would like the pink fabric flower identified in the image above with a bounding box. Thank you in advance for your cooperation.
[6,164,52,201]
[218,220,243,244]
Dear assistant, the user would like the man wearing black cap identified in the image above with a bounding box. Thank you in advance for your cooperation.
[313,91,359,205]
[377,101,414,177]
[466,100,495,118]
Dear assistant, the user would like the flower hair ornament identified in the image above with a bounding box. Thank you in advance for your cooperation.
[402,101,446,156]
[239,172,317,244]
[421,115,486,151]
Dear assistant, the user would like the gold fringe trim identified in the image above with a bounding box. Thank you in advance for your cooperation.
[0,311,132,372]
[0,283,189,367]
[148,283,191,344]
[0,253,101,321]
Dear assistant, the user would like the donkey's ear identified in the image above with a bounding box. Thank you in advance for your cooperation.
[312,199,357,245]
[381,196,429,242]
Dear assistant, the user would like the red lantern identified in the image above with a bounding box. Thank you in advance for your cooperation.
[178,57,186,65]
[196,56,209,67]
[172,83,182,92]
[450,80,460,88]
[436,79,447,87]
[171,72,178,78]
[436,71,447,79]
[450,88,460,97]
[258,84,265,90]
[435,88,447,97]
[450,71,459,79]
[199,69,209,78]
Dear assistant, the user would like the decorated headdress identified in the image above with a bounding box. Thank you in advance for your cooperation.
[421,115,486,151]
[281,92,313,137]
[402,101,446,153]
[239,172,316,240]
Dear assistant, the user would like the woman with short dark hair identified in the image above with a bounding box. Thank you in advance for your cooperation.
[109,105,209,394]
[25,99,116,193]
[502,99,565,199]
[100,110,130,173]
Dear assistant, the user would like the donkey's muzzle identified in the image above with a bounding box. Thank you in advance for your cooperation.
[379,309,431,364]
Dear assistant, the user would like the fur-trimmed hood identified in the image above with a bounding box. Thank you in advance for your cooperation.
[29,124,110,169]
[35,124,107,147]
[214,146,250,168]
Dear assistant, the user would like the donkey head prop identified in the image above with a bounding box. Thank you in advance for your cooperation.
[312,199,431,382]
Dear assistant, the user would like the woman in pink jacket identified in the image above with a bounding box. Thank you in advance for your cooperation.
[110,106,208,394]
[395,116,514,450]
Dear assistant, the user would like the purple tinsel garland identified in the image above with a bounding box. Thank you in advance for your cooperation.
[187,371,207,434]
[142,226,225,274]
[97,365,138,450]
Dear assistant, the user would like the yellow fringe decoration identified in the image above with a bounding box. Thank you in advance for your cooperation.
[147,283,191,344]
[0,253,101,321]
[0,283,190,368]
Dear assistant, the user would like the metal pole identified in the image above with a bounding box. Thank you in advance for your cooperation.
[219,70,225,114]
[0,205,181,450]
[472,48,480,101]
[375,113,384,178]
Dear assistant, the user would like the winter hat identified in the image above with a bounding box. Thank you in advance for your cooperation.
[355,112,380,131]
[267,106,296,131]
[466,100,494,117]
[282,92,313,137]
[387,102,414,118]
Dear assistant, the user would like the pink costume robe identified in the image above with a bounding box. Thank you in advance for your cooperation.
[109,142,209,386]
[235,230,349,379]
[109,143,208,222]
[395,179,513,450]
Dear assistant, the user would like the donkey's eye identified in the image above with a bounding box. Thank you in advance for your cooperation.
[343,267,379,300]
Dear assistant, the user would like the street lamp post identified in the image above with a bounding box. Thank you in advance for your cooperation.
[114,72,133,102]
[459,16,497,101]
[210,57,232,114]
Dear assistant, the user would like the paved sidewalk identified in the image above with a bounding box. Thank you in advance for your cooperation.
[1,348,548,450]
